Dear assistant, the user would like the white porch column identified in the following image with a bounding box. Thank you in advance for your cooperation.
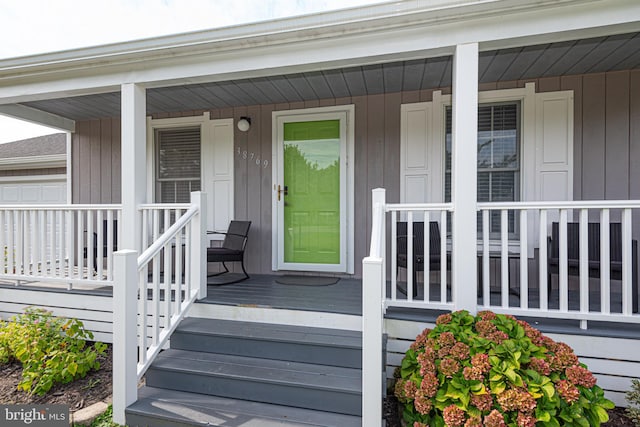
[121,83,147,251]
[451,43,479,313]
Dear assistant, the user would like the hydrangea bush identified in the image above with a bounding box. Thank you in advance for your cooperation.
[395,310,613,427]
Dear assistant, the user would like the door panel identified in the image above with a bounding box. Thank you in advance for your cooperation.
[283,120,341,265]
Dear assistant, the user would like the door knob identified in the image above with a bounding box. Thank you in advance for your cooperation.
[277,185,289,201]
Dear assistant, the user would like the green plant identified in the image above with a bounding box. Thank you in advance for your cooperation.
[626,379,640,426]
[73,405,124,427]
[0,307,107,396]
[395,310,614,427]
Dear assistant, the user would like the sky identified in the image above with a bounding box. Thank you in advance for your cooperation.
[0,0,386,143]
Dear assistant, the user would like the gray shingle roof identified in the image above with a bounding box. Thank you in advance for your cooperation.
[0,133,66,158]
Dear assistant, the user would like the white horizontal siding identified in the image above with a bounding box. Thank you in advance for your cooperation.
[0,288,112,342]
[0,287,177,345]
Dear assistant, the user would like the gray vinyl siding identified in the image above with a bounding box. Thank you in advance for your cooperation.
[72,118,120,204]
[70,69,640,277]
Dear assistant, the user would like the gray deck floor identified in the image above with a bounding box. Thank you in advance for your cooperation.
[202,274,363,315]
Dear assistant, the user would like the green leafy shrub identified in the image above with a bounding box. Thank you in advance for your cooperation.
[627,379,640,426]
[0,307,107,396]
[395,310,613,427]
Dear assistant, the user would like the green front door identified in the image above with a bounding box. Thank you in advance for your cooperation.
[283,120,341,264]
[275,113,347,272]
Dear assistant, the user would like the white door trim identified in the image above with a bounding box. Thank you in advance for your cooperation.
[271,105,355,274]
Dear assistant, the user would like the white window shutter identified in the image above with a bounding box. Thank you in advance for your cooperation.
[400,102,432,204]
[534,91,574,202]
[202,119,234,235]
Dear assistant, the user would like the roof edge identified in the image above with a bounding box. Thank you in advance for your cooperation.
[0,0,583,76]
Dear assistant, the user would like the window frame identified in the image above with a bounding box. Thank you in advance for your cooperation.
[154,125,202,204]
[146,113,235,237]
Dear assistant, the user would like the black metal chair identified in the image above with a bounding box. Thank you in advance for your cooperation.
[207,220,251,284]
[547,222,638,312]
[84,220,118,271]
[397,221,447,297]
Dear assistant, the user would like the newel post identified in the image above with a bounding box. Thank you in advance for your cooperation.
[190,191,207,299]
[362,188,386,427]
[112,250,138,425]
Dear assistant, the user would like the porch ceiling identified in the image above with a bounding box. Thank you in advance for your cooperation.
[20,32,640,121]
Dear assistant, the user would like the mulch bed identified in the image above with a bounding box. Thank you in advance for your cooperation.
[0,344,112,413]
[384,395,634,427]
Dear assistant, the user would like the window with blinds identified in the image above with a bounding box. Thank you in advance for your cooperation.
[445,102,520,236]
[155,127,201,203]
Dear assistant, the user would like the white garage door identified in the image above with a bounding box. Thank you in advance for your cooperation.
[0,178,67,204]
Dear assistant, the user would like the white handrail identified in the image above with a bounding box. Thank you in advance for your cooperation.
[113,192,206,424]
[137,205,198,268]
[0,204,121,210]
[139,203,191,210]
[478,200,640,210]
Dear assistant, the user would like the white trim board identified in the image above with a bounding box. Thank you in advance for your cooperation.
[0,154,66,170]
[0,174,66,183]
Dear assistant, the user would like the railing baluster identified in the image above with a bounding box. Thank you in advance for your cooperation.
[501,209,509,308]
[77,211,84,280]
[106,210,114,281]
[88,211,95,278]
[152,250,160,346]
[97,210,104,280]
[622,208,633,315]
[519,210,528,309]
[185,222,192,300]
[390,211,397,302]
[7,211,14,277]
[0,211,5,274]
[175,223,183,314]
[66,210,74,288]
[559,209,568,312]
[57,210,63,278]
[579,209,589,329]
[482,209,490,307]
[38,210,45,275]
[28,210,35,276]
[49,210,55,277]
[600,209,610,314]
[407,211,413,302]
[539,209,548,311]
[163,240,172,329]
[440,210,447,304]
[423,214,430,302]
[138,268,148,367]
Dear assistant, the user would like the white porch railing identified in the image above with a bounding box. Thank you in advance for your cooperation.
[387,203,454,311]
[112,192,207,424]
[0,205,121,287]
[139,203,191,252]
[477,201,640,327]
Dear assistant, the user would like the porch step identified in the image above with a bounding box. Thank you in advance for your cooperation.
[126,386,361,427]
[126,318,366,426]
[171,317,362,368]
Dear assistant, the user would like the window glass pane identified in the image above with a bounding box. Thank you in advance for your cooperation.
[155,126,201,203]
[444,102,520,206]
